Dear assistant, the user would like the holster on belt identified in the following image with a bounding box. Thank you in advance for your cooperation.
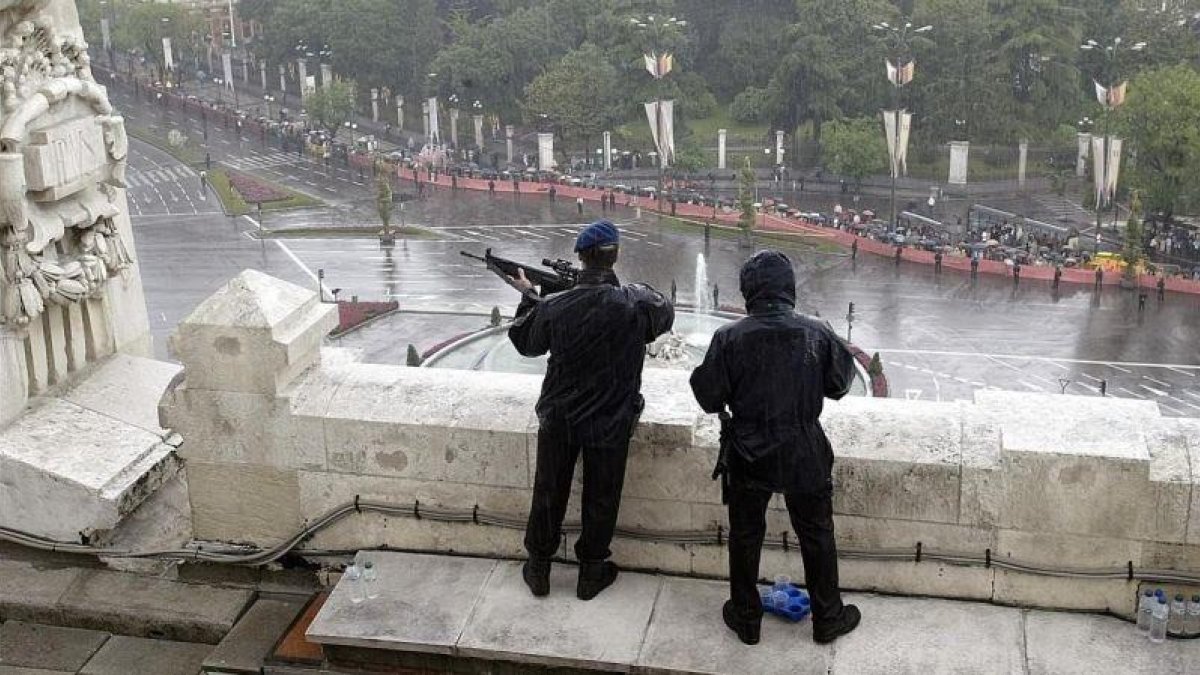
[712,411,732,504]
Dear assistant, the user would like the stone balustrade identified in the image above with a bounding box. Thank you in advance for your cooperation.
[161,271,1200,616]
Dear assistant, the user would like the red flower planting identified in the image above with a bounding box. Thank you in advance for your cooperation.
[227,171,289,203]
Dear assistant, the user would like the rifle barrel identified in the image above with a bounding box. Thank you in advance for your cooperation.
[460,251,486,262]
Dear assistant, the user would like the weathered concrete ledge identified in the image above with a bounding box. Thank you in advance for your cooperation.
[161,272,1200,616]
[0,354,183,541]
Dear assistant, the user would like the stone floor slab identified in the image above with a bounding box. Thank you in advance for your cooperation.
[637,577,833,675]
[0,560,81,625]
[0,621,109,671]
[57,569,255,644]
[203,597,307,674]
[1024,610,1194,674]
[79,635,212,675]
[0,667,75,675]
[830,594,1025,675]
[306,551,497,655]
[457,561,661,672]
[61,354,182,435]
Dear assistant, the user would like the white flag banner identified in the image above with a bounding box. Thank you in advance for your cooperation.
[645,102,660,159]
[1106,137,1123,201]
[427,97,440,143]
[1076,133,1091,178]
[898,111,912,176]
[883,110,898,178]
[537,132,555,169]
[222,52,234,90]
[948,141,969,185]
[1018,141,1028,187]
[101,19,110,51]
[1092,135,1107,207]
[661,99,675,166]
[163,37,174,71]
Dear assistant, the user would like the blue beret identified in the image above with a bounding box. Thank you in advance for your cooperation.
[574,220,620,252]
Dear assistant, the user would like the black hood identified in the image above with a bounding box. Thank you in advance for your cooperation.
[739,250,796,312]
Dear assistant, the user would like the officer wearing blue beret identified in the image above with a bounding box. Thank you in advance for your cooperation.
[508,220,674,600]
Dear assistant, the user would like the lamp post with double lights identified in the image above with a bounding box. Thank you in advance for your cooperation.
[1080,36,1145,255]
[632,14,687,212]
[873,20,932,232]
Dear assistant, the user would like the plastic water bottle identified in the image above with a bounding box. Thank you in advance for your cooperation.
[345,564,365,604]
[1137,590,1155,631]
[363,560,379,600]
[1187,595,1200,636]
[1168,594,1186,635]
[772,575,792,592]
[1149,597,1169,643]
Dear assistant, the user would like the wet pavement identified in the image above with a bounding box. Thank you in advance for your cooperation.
[118,90,1200,415]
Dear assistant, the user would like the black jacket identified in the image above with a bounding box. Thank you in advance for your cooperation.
[689,251,855,494]
[509,269,674,446]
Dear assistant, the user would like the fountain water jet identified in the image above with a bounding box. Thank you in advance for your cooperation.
[694,253,713,313]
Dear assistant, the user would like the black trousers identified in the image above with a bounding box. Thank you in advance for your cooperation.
[524,421,631,562]
[726,481,843,625]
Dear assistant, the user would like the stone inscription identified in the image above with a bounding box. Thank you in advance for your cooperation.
[23,117,106,199]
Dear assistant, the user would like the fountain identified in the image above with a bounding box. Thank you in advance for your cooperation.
[694,252,713,313]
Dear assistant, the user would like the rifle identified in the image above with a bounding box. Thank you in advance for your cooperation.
[713,411,732,505]
[460,249,579,300]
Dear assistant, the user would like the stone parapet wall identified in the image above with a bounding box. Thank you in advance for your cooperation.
[161,272,1200,617]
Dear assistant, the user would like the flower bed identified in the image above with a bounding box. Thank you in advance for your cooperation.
[227,171,290,203]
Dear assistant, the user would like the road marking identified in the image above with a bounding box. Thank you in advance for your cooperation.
[514,229,550,240]
[1079,373,1102,383]
[1106,363,1133,374]
[642,240,663,247]
[1139,384,1168,397]
[1117,387,1146,399]
[873,349,1200,371]
[1144,375,1172,388]
[464,229,499,241]
[1182,391,1200,402]
[1166,367,1195,377]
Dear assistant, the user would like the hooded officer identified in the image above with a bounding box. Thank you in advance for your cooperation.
[689,249,860,645]
[508,220,674,600]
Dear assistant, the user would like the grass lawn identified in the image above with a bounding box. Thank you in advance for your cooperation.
[615,109,771,150]
[208,168,321,216]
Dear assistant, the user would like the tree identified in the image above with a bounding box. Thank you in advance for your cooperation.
[306,79,357,139]
[868,352,884,377]
[112,2,203,82]
[737,156,756,235]
[376,176,393,236]
[1116,64,1200,218]
[1123,190,1144,280]
[522,44,622,160]
[406,344,423,367]
[821,117,887,185]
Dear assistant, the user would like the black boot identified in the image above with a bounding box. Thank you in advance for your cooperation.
[722,600,761,645]
[813,604,861,644]
[576,560,618,600]
[522,558,551,597]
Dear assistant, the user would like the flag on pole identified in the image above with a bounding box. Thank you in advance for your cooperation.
[883,110,913,178]
[1092,136,1107,207]
[1094,80,1128,108]
[886,59,914,86]
[428,97,440,144]
[1106,137,1123,201]
[644,52,674,79]
[163,37,174,71]
[644,101,676,167]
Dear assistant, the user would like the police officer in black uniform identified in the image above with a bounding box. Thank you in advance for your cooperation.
[508,221,674,600]
[690,250,860,646]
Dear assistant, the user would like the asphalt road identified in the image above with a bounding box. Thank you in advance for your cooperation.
[116,88,1200,416]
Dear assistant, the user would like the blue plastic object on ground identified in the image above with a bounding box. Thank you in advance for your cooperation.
[759,583,811,621]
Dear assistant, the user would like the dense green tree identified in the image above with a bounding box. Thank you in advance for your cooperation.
[821,116,887,184]
[112,3,204,81]
[306,79,358,139]
[1115,64,1200,218]
[522,44,622,159]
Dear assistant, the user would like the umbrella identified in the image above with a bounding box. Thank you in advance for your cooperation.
[861,209,875,217]
[987,239,1000,246]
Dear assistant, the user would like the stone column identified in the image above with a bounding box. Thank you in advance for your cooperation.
[776,130,785,165]
[473,114,484,149]
[371,88,379,123]
[278,64,286,93]
[260,61,267,90]
[603,131,612,171]
[717,129,727,170]
[396,96,404,130]
[1018,140,1029,188]
[505,124,514,165]
[422,101,430,142]
[449,108,459,147]
[0,328,28,428]
[320,62,333,90]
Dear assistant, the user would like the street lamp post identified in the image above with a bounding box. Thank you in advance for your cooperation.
[633,15,687,213]
[1080,37,1145,255]
[873,20,932,231]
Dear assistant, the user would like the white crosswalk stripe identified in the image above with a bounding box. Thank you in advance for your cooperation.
[223,152,298,171]
[127,165,196,188]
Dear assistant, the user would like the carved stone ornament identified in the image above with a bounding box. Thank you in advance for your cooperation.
[0,3,131,327]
